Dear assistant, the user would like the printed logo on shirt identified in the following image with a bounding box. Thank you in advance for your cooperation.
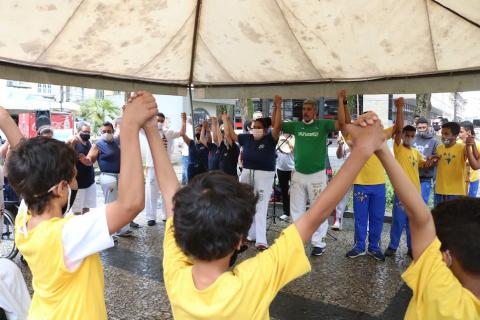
[298,132,319,137]
[443,152,456,165]
[409,155,418,169]
[258,144,265,150]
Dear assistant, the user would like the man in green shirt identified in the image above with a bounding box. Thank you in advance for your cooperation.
[281,93,343,256]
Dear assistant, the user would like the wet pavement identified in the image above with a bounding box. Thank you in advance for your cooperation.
[11,151,414,319]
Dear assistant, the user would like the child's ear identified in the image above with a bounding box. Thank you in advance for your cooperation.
[235,240,242,251]
[442,250,453,268]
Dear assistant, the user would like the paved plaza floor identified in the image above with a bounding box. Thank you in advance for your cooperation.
[13,202,412,320]
[12,148,414,319]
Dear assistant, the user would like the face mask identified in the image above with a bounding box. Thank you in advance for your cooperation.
[403,138,413,147]
[157,123,164,130]
[195,133,201,140]
[442,138,453,145]
[79,133,90,141]
[251,128,264,140]
[34,182,74,216]
[61,186,76,216]
[433,124,441,132]
[102,133,114,142]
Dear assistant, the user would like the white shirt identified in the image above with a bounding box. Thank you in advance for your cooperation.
[18,201,114,272]
[181,123,193,156]
[0,258,31,320]
[145,129,181,167]
[276,151,294,171]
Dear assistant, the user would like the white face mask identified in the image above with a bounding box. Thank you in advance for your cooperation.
[102,133,114,142]
[303,119,314,125]
[157,123,164,130]
[251,128,264,140]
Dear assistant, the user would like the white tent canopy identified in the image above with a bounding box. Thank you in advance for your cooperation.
[1,0,479,98]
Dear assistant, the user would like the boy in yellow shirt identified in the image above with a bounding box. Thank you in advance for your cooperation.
[385,123,436,258]
[10,92,157,319]
[374,140,480,320]
[149,106,385,319]
[459,120,480,197]
[434,122,467,205]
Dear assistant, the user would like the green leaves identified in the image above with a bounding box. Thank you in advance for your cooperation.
[79,99,121,134]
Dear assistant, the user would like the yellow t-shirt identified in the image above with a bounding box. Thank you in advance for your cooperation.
[468,142,480,182]
[354,155,385,185]
[394,143,425,193]
[163,218,311,320]
[353,127,394,185]
[15,209,107,320]
[435,143,467,196]
[402,238,480,319]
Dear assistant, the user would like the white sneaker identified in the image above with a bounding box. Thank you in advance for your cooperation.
[279,214,289,221]
[331,220,342,231]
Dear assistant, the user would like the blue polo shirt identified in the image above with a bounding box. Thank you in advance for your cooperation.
[238,132,276,172]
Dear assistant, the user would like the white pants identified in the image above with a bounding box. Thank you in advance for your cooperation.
[99,173,129,234]
[144,167,166,221]
[290,171,328,248]
[240,169,275,246]
[71,183,97,214]
[0,258,31,320]
[334,186,352,225]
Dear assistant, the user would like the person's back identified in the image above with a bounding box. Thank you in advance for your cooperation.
[402,199,480,319]
[15,211,106,319]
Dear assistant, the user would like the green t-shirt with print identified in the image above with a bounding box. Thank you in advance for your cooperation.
[282,120,336,174]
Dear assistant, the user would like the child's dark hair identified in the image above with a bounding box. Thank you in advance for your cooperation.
[402,125,416,133]
[460,121,475,136]
[7,137,77,214]
[173,172,258,261]
[442,122,460,135]
[432,198,480,274]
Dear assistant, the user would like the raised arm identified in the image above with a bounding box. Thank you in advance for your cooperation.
[180,113,192,145]
[145,116,181,220]
[211,117,221,146]
[337,90,347,135]
[105,91,157,234]
[0,107,23,149]
[336,136,345,159]
[375,144,436,260]
[222,113,237,144]
[393,97,404,146]
[199,120,209,147]
[271,95,282,142]
[294,113,384,244]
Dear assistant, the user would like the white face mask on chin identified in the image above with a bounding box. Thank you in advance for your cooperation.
[303,119,314,125]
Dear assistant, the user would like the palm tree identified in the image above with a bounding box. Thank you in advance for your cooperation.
[79,99,121,134]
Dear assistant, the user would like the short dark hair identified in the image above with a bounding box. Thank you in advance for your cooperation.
[432,198,480,274]
[442,122,460,135]
[402,125,416,133]
[460,121,475,136]
[157,112,165,118]
[7,137,77,214]
[172,172,258,261]
[417,117,429,125]
[102,121,114,130]
[254,118,269,130]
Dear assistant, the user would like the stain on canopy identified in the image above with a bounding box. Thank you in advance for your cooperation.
[0,0,479,97]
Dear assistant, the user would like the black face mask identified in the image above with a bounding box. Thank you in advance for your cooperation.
[433,124,441,132]
[62,189,77,215]
[79,133,91,141]
[195,133,201,140]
